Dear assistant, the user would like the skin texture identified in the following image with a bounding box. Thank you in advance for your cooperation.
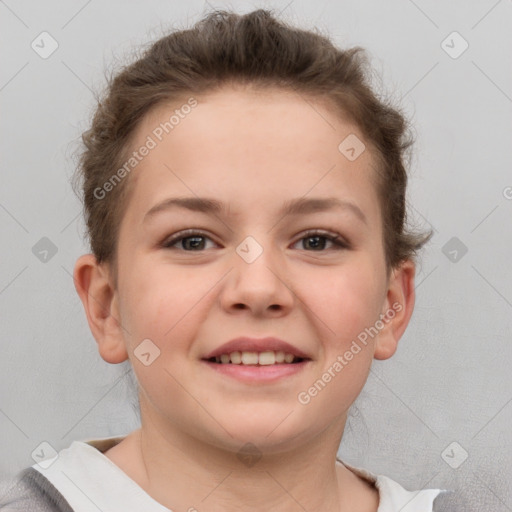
[74,85,416,512]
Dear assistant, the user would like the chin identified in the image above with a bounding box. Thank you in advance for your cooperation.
[208,415,314,454]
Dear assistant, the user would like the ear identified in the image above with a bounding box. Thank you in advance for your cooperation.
[73,254,129,364]
[373,259,416,360]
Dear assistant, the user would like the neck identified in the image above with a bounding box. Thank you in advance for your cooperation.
[114,410,378,512]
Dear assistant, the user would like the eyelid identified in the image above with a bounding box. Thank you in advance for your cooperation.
[294,229,350,246]
[292,229,351,251]
[161,229,219,249]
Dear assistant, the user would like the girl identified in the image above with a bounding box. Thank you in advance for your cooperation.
[1,8,452,511]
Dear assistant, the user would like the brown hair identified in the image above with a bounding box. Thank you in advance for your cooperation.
[72,8,431,284]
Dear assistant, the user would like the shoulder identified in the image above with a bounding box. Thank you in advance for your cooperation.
[339,459,450,512]
[375,474,452,512]
[0,467,74,512]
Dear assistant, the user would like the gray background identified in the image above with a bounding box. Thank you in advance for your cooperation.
[1,0,511,509]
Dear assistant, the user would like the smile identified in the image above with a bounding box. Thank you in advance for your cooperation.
[206,350,306,365]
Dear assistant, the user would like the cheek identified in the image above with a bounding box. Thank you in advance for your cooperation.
[121,267,207,406]
[295,268,378,418]
[301,262,384,348]
[121,261,215,352]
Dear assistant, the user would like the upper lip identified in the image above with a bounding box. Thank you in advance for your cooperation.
[203,337,311,360]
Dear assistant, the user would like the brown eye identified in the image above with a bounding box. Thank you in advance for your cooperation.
[294,231,349,251]
[162,230,216,251]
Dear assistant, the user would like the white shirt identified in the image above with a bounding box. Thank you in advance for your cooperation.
[31,435,446,512]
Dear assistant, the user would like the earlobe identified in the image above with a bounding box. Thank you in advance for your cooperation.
[373,260,416,361]
[73,254,129,364]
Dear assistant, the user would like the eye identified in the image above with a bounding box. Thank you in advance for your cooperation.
[292,230,350,251]
[160,229,350,252]
[161,230,217,251]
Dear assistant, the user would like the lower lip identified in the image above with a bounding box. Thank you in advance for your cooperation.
[202,360,310,383]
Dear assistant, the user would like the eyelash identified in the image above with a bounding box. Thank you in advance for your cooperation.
[160,229,350,252]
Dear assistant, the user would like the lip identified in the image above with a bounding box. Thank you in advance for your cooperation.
[203,359,310,383]
[202,337,311,360]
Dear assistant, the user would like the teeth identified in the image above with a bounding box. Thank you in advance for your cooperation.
[241,352,259,365]
[230,351,242,364]
[213,350,301,365]
[258,351,275,365]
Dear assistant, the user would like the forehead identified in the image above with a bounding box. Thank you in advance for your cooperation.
[121,85,381,225]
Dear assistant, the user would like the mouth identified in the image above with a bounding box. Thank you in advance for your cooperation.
[205,350,308,366]
[201,337,312,383]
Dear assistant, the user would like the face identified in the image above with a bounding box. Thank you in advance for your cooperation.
[83,86,412,455]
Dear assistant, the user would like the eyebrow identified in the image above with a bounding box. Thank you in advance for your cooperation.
[143,196,367,224]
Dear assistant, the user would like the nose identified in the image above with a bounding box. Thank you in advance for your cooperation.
[218,238,295,318]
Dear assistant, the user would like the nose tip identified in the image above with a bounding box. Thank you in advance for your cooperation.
[221,247,294,316]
